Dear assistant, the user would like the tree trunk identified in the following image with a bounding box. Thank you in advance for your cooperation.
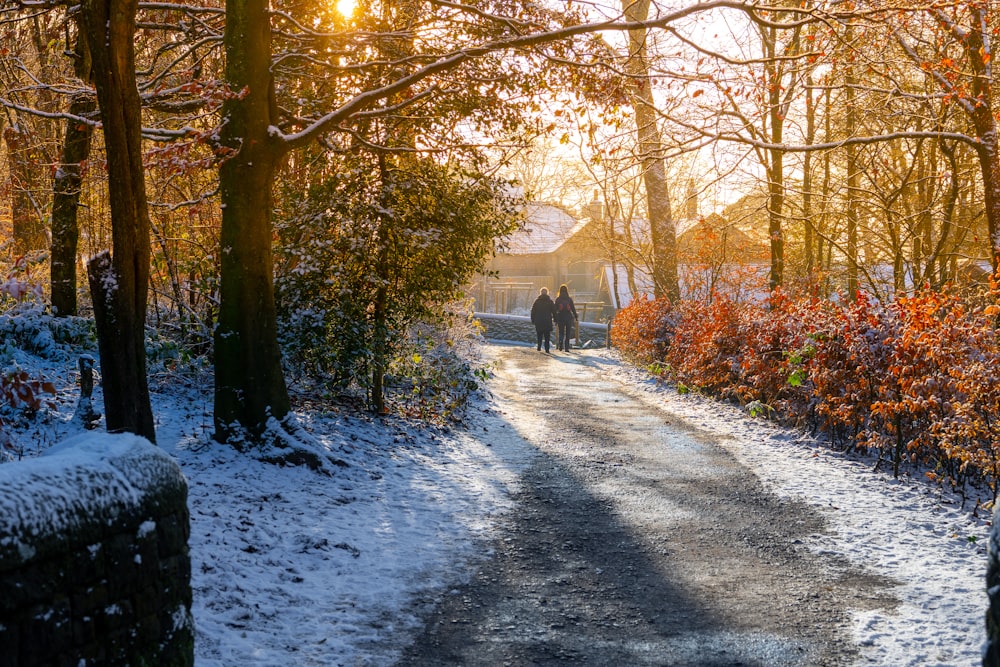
[820,85,832,279]
[959,6,1000,272]
[975,139,1000,272]
[623,0,678,302]
[911,116,931,286]
[364,1,419,416]
[371,277,389,415]
[886,141,906,293]
[903,6,1000,273]
[764,25,786,292]
[844,23,859,298]
[845,142,859,297]
[758,21,800,292]
[803,72,816,278]
[79,0,155,443]
[50,92,95,316]
[767,152,785,291]
[214,0,291,444]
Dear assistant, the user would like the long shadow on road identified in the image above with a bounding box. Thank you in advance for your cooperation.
[396,346,896,667]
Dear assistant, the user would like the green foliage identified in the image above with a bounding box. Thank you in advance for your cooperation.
[647,361,669,378]
[145,331,212,377]
[784,340,816,388]
[745,400,772,419]
[275,154,521,413]
[786,368,806,388]
[386,317,492,422]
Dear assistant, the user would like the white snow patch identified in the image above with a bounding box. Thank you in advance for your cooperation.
[137,520,156,539]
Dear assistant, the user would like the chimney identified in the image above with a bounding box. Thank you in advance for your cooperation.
[685,179,698,220]
[585,189,604,223]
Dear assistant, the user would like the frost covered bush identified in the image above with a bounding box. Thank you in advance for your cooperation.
[0,302,93,361]
[275,154,521,414]
[612,287,1000,500]
[0,303,83,461]
[144,328,214,382]
[0,369,56,418]
[608,295,675,367]
[385,310,492,422]
[667,298,745,397]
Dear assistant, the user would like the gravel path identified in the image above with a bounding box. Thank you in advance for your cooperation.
[397,346,898,666]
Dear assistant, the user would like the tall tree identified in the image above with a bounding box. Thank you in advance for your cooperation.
[802,63,817,277]
[4,122,46,255]
[276,155,521,413]
[623,0,678,301]
[50,35,95,317]
[0,12,62,258]
[213,0,290,444]
[844,22,860,298]
[894,3,1000,271]
[212,0,745,444]
[79,0,156,442]
[758,14,801,291]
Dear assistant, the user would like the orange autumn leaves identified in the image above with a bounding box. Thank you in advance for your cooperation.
[613,289,1000,501]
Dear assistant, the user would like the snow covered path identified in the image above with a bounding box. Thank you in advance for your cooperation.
[593,348,990,666]
[169,343,989,666]
[401,346,893,665]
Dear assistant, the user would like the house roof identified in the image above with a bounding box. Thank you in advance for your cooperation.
[505,202,588,255]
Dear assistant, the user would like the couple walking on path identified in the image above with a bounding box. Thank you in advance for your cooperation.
[530,285,578,353]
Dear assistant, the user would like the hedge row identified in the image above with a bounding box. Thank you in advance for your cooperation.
[612,290,1000,502]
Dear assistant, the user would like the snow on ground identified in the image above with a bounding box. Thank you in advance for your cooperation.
[153,388,539,667]
[2,334,992,666]
[595,348,990,667]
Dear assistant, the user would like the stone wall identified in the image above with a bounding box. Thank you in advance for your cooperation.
[0,433,193,667]
[986,504,1000,666]
[475,313,609,348]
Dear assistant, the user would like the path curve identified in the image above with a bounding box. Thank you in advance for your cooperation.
[397,345,897,666]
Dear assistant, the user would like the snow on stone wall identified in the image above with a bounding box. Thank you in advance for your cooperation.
[0,433,193,667]
[985,504,1000,667]
[475,313,609,348]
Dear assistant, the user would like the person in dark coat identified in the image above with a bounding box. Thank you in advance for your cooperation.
[553,284,578,351]
[530,287,556,353]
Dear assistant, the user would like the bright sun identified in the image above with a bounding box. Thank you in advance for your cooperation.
[335,0,356,17]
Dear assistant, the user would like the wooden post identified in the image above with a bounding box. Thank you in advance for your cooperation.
[73,354,102,428]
